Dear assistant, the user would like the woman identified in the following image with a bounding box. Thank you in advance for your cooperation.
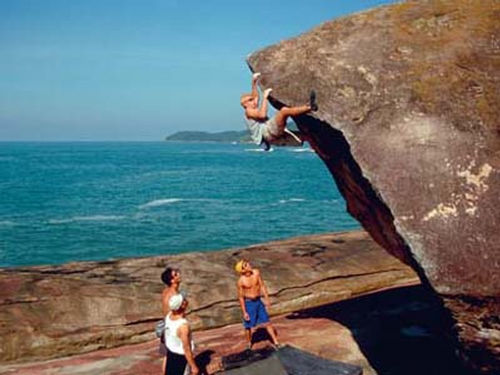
[160,267,182,374]
[164,293,199,375]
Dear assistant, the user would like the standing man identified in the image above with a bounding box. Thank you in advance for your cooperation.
[240,72,318,150]
[160,267,182,374]
[235,258,280,349]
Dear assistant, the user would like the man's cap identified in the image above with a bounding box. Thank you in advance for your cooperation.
[169,293,184,311]
[234,259,245,274]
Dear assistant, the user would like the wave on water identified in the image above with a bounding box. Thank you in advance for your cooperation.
[279,198,306,204]
[245,148,273,152]
[138,198,184,209]
[288,148,314,153]
[138,198,218,210]
[48,215,127,225]
[0,220,16,227]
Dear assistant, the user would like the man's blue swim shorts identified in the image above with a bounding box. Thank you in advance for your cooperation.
[243,297,270,329]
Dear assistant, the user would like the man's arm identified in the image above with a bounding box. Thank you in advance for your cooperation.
[246,88,272,120]
[237,279,250,321]
[257,270,271,308]
[257,88,271,119]
[251,73,260,100]
[179,324,199,375]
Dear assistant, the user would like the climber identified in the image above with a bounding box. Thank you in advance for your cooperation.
[240,72,318,150]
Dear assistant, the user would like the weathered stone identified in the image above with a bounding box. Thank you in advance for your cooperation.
[247,0,500,372]
[0,231,417,363]
[0,286,467,375]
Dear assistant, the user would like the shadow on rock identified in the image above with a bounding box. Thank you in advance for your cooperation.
[251,327,276,347]
[287,285,469,375]
[195,349,216,375]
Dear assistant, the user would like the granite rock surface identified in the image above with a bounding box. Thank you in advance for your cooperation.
[247,0,500,372]
[0,231,417,364]
[1,286,470,375]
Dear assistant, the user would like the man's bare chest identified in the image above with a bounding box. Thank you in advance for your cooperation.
[241,275,259,289]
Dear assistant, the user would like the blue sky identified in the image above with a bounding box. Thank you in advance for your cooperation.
[0,0,398,141]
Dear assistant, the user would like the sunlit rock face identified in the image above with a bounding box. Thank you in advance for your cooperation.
[248,0,500,373]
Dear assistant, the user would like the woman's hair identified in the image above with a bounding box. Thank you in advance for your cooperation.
[161,267,174,286]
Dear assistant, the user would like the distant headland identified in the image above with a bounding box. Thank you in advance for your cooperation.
[165,130,251,143]
[165,123,300,144]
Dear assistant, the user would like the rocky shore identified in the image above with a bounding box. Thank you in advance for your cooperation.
[0,230,419,367]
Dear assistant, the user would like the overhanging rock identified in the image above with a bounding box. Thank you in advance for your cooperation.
[247,0,500,373]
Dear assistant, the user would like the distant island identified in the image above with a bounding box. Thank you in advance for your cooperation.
[165,123,300,143]
[165,130,251,143]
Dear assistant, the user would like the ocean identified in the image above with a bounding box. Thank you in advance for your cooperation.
[0,142,359,267]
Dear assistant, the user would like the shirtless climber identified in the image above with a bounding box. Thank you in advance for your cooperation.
[240,72,318,150]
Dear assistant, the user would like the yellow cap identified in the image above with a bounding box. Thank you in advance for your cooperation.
[234,259,245,274]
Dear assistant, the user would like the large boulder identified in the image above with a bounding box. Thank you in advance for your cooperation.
[247,0,500,373]
[0,231,416,363]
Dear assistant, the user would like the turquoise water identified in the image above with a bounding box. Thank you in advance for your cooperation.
[0,142,359,267]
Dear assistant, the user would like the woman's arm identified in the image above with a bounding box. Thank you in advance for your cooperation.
[179,324,199,375]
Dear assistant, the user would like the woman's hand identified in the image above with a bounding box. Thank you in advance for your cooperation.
[190,364,200,375]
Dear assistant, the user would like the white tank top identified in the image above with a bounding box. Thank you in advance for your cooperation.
[165,313,194,355]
